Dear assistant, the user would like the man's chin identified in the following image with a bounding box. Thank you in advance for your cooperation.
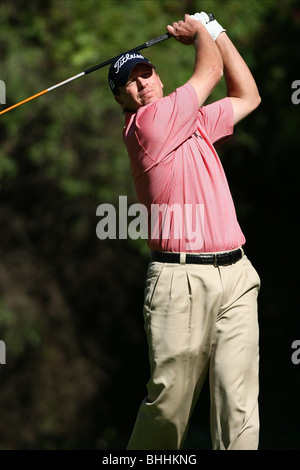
[141,96,159,107]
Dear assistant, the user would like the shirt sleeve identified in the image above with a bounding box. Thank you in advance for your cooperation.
[198,97,234,146]
[134,82,199,162]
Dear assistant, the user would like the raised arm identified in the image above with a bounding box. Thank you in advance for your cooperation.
[190,11,261,124]
[167,14,223,107]
[216,32,261,125]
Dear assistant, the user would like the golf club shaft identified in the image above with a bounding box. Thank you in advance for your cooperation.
[0,32,172,116]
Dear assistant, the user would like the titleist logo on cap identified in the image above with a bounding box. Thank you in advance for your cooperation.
[114,53,145,74]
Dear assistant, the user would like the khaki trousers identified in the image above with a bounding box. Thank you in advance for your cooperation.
[127,254,260,450]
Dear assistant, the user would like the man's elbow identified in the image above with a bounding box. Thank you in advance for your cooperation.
[211,62,224,87]
[246,91,261,115]
[253,92,262,110]
[230,92,261,125]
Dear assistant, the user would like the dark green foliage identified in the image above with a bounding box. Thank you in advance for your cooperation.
[0,0,299,450]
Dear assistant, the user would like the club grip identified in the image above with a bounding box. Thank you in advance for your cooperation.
[145,33,172,48]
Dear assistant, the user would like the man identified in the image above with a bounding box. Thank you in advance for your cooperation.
[108,12,261,450]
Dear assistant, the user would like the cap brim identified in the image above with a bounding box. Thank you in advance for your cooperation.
[119,61,156,88]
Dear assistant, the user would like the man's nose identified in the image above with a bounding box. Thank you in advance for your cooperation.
[136,77,147,88]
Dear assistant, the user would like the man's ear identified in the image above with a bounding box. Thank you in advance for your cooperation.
[154,69,164,90]
[115,95,123,105]
[114,95,126,109]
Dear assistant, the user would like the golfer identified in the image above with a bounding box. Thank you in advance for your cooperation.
[108,12,261,450]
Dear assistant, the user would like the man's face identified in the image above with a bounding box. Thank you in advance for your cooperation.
[115,63,164,112]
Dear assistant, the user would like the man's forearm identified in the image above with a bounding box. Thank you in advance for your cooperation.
[216,33,259,101]
[216,32,261,123]
[190,24,224,102]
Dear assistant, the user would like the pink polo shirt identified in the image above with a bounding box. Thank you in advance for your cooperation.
[123,82,246,253]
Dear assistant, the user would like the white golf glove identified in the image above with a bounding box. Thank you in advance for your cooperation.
[190,11,226,41]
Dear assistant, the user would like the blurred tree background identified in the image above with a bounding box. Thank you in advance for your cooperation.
[0,0,299,450]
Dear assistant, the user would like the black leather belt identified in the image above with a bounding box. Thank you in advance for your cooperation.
[151,248,243,267]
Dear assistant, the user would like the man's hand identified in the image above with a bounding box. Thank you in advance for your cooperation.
[190,11,226,41]
[166,14,204,45]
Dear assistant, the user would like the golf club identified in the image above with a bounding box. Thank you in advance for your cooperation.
[0,32,172,116]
